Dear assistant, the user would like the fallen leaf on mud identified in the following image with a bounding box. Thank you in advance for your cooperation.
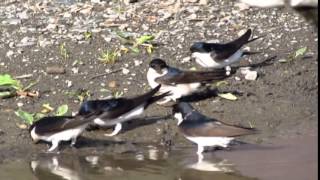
[136,35,155,45]
[55,104,69,116]
[0,91,15,99]
[16,123,27,129]
[218,93,238,101]
[0,74,22,90]
[108,81,119,88]
[214,81,229,87]
[294,47,308,58]
[42,103,54,113]
[15,109,34,125]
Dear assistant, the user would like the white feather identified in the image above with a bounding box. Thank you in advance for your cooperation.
[192,50,243,68]
[174,113,184,125]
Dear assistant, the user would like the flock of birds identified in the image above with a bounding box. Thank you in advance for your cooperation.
[29,29,261,156]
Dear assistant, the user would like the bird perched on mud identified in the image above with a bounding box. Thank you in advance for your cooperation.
[29,115,95,152]
[172,102,257,156]
[77,85,170,136]
[147,58,235,105]
[190,29,262,68]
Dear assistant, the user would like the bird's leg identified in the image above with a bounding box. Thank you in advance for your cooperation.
[48,140,60,152]
[197,153,204,163]
[70,137,77,147]
[197,146,205,155]
[104,123,122,137]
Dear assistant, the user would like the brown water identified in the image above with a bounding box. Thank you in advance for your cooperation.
[0,136,316,180]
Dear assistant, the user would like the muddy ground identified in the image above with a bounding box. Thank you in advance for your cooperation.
[0,0,318,163]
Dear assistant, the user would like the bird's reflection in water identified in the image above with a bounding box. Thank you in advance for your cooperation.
[186,157,234,173]
[29,146,256,180]
[30,155,83,180]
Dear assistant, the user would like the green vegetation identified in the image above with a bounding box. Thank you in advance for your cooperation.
[59,42,70,60]
[99,49,121,64]
[84,31,92,40]
[15,104,69,125]
[0,74,38,99]
[279,47,308,63]
[116,32,155,54]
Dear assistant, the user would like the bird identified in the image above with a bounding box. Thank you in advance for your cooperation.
[172,102,257,156]
[77,85,170,136]
[190,29,262,69]
[29,114,95,152]
[147,58,234,104]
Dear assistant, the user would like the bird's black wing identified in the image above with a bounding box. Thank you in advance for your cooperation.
[181,119,256,137]
[211,29,252,61]
[79,85,162,120]
[155,69,230,85]
[31,115,92,135]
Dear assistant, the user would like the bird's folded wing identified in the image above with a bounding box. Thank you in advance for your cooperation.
[155,69,229,85]
[34,116,92,135]
[181,121,255,137]
[213,29,252,61]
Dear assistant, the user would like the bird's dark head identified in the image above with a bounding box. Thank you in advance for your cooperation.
[172,102,196,125]
[190,42,207,53]
[149,58,168,73]
[173,102,194,114]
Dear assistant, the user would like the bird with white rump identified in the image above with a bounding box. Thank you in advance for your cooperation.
[147,58,235,105]
[77,85,170,137]
[190,29,262,69]
[29,114,96,152]
[172,102,257,157]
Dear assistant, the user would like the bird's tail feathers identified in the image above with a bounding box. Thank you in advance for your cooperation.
[146,91,172,108]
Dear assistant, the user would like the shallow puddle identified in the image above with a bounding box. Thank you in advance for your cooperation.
[0,147,256,180]
[0,135,316,180]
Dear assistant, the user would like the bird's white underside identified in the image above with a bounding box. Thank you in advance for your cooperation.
[147,68,201,102]
[30,124,87,151]
[173,112,233,153]
[192,50,243,68]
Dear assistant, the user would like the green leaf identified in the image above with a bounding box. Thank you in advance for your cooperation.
[214,81,229,87]
[146,45,154,54]
[136,35,154,45]
[0,91,14,98]
[130,47,140,54]
[15,109,34,125]
[0,74,21,90]
[34,113,46,121]
[84,31,92,40]
[55,104,68,116]
[294,47,307,58]
[116,31,131,40]
[218,93,238,101]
